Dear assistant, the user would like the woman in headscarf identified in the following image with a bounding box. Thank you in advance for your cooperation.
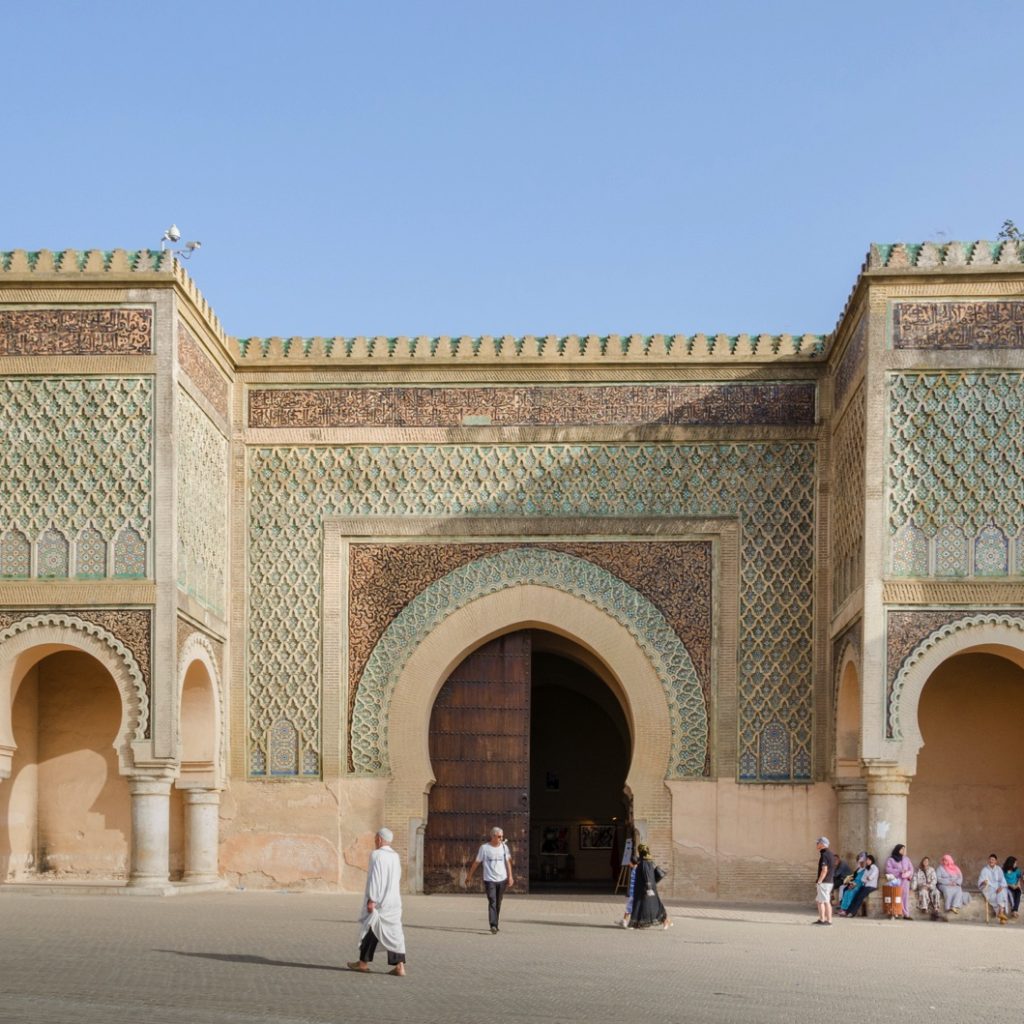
[838,852,867,914]
[886,844,914,920]
[1002,856,1021,918]
[840,853,878,917]
[912,856,944,919]
[936,853,966,914]
[628,844,672,930]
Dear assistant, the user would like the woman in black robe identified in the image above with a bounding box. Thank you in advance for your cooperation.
[628,844,672,929]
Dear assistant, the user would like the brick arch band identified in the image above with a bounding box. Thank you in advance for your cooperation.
[0,613,149,777]
[351,547,707,778]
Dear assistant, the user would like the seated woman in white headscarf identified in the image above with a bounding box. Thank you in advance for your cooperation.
[936,853,967,913]
[978,853,1010,924]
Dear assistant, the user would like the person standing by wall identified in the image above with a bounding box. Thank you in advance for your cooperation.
[886,844,914,921]
[466,827,514,934]
[349,828,407,976]
[814,837,838,925]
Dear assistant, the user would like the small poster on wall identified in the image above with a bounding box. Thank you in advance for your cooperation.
[579,824,615,850]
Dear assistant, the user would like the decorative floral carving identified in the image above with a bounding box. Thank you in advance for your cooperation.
[347,539,713,772]
[178,322,229,420]
[833,314,866,413]
[351,547,707,779]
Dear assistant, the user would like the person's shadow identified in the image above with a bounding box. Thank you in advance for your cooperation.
[156,950,346,972]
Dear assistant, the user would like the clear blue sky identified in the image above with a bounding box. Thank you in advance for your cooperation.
[4,1,1020,338]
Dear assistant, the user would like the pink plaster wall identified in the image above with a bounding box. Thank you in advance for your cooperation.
[33,652,130,876]
[669,779,836,901]
[218,777,387,891]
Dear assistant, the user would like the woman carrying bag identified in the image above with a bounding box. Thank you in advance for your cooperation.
[628,844,672,930]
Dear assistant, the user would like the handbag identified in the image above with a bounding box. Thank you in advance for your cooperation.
[653,865,667,884]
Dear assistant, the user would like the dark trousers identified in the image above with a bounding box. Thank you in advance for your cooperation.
[359,929,406,965]
[485,880,508,928]
[846,885,876,917]
[1010,887,1022,913]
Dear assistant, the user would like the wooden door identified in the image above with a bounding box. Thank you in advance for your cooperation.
[425,631,531,893]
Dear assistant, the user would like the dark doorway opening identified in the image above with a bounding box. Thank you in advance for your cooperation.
[530,642,631,892]
[423,629,631,894]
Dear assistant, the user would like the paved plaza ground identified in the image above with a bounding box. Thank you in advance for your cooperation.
[1,889,1021,1024]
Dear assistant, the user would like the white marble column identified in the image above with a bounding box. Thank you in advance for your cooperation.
[128,773,173,887]
[864,763,912,856]
[182,788,221,883]
[834,777,868,861]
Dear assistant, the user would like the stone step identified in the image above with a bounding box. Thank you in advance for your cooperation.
[0,879,228,897]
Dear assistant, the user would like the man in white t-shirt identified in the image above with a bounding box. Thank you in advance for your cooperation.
[465,826,514,934]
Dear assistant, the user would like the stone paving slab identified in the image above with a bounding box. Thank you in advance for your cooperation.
[0,890,1021,1024]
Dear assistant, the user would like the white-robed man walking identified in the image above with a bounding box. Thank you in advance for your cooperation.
[349,828,407,975]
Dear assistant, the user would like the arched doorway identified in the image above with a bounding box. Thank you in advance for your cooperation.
[908,651,1024,882]
[424,629,631,893]
[0,649,130,879]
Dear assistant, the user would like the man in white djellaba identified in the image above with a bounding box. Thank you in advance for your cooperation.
[348,828,407,975]
[978,853,1011,924]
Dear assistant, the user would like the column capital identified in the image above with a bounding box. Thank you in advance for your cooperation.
[180,786,221,806]
[128,770,176,796]
[862,761,912,796]
[833,777,868,796]
[0,741,15,781]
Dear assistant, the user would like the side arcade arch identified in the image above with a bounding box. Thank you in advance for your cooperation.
[0,614,149,779]
[889,614,1024,769]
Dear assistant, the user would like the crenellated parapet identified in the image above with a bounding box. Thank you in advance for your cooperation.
[868,239,1024,270]
[0,248,230,356]
[233,331,828,365]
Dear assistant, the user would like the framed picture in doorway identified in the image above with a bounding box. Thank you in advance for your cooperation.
[579,824,615,850]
